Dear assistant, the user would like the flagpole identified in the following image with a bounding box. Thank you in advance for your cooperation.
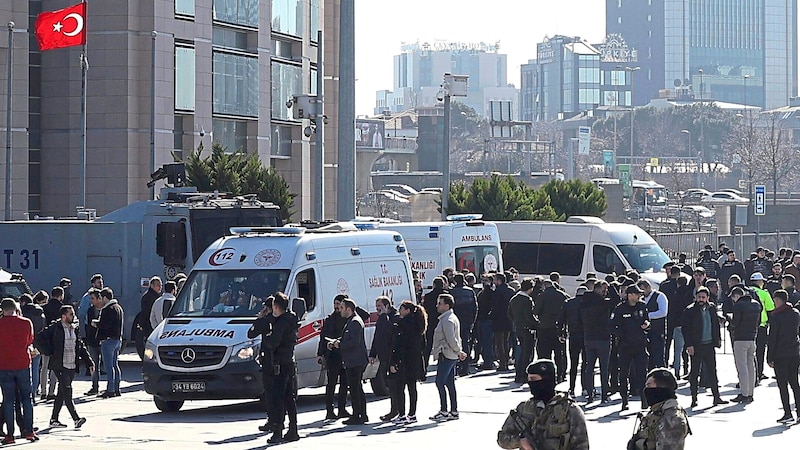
[79,1,87,209]
[5,22,14,221]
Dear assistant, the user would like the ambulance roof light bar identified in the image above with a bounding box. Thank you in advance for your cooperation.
[229,227,306,236]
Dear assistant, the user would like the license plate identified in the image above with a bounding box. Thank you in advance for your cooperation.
[171,381,206,393]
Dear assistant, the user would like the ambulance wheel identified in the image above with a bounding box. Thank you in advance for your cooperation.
[370,375,389,397]
[154,397,183,412]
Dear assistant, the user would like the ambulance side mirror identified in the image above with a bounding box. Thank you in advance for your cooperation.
[292,297,307,320]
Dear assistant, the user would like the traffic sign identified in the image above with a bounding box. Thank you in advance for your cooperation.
[738,179,747,189]
[755,185,766,216]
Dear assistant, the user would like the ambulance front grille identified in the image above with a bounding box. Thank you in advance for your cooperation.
[159,345,227,368]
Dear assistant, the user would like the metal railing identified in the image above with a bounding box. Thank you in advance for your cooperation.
[653,230,800,260]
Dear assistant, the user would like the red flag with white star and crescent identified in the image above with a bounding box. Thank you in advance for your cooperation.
[34,2,87,51]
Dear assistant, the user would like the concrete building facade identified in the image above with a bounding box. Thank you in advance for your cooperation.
[1,0,334,220]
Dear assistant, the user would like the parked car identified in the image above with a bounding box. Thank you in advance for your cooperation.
[680,205,715,219]
[718,188,744,196]
[680,188,711,203]
[701,191,749,204]
[382,184,419,197]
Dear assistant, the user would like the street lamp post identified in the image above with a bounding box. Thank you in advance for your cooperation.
[625,66,640,166]
[698,69,704,100]
[569,138,578,180]
[439,73,469,220]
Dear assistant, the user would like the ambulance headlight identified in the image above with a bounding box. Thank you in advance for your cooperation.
[143,341,157,362]
[229,341,259,363]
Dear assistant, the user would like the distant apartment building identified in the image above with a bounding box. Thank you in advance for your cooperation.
[607,0,798,108]
[374,41,518,118]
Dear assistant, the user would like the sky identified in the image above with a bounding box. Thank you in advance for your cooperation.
[354,0,607,116]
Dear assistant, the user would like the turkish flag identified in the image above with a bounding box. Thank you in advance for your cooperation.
[35,2,87,51]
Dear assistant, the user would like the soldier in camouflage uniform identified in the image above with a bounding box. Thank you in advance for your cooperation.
[628,368,690,450]
[497,359,589,450]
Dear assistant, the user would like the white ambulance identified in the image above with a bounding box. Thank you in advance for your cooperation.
[362,215,503,289]
[496,217,671,295]
[142,225,415,412]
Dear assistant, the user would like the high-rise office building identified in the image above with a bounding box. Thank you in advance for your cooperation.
[374,41,518,118]
[607,0,798,108]
[1,0,333,219]
[520,36,604,122]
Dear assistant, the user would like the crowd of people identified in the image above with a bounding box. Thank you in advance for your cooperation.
[5,240,800,448]
[0,273,184,444]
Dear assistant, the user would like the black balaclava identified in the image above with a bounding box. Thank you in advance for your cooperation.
[527,359,557,402]
[642,368,678,407]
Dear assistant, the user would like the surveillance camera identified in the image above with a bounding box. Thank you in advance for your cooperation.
[286,98,294,109]
[437,92,445,102]
[199,126,206,137]
[304,126,314,138]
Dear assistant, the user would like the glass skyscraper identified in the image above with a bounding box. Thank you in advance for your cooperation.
[608,0,797,108]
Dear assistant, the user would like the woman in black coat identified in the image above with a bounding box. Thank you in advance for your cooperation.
[388,301,427,425]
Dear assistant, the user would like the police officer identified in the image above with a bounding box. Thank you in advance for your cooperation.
[497,359,589,450]
[262,293,300,444]
[247,295,275,432]
[628,368,689,450]
[612,284,650,411]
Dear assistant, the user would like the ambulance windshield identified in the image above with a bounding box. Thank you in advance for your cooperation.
[170,269,290,317]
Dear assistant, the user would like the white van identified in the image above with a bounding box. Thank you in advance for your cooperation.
[142,226,415,412]
[495,217,670,295]
[361,215,503,289]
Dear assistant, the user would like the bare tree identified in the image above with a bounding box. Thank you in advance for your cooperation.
[759,112,799,205]
[723,112,762,199]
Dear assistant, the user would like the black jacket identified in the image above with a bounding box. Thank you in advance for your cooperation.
[508,291,538,332]
[43,298,64,323]
[339,314,368,369]
[579,291,615,341]
[137,287,161,334]
[611,300,649,349]
[451,283,477,330]
[667,284,693,330]
[718,259,746,290]
[262,311,298,365]
[21,304,45,336]
[767,304,800,362]
[729,295,762,341]
[248,314,276,370]
[561,294,583,339]
[390,315,425,381]
[370,308,398,363]
[423,287,446,332]
[96,300,124,341]
[39,320,94,371]
[534,286,568,330]
[476,285,494,321]
[490,283,515,332]
[84,306,100,346]
[681,301,722,348]
[750,257,772,278]
[317,311,346,360]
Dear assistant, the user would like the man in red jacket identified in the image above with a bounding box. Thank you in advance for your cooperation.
[0,298,37,443]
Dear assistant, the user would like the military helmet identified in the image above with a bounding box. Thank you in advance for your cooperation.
[646,367,678,391]
[527,359,556,380]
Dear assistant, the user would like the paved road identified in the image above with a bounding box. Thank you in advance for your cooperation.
[12,348,800,449]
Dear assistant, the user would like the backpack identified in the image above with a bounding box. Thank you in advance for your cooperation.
[34,324,55,356]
